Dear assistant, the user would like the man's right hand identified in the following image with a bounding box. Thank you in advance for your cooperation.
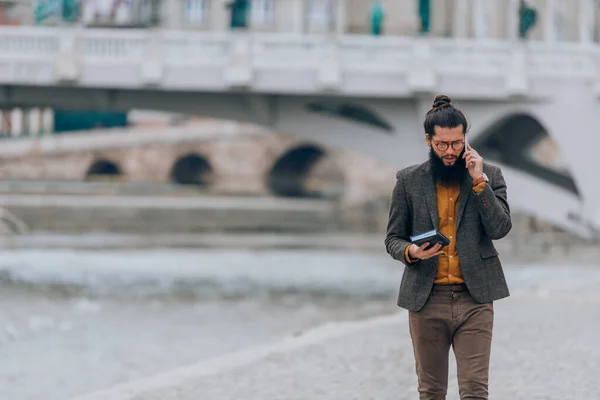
[408,242,444,260]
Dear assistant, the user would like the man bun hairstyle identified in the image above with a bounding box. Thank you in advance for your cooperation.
[432,94,452,109]
[423,94,469,136]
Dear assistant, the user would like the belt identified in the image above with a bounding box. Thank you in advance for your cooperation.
[432,283,467,292]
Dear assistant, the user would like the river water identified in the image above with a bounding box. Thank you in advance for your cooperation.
[1,245,598,400]
[0,247,402,400]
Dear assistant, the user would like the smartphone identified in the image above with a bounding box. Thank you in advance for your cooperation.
[464,135,471,167]
[410,230,450,250]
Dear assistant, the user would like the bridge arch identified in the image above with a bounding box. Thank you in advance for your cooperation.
[86,159,122,180]
[471,113,579,196]
[306,102,394,133]
[170,153,214,186]
[267,144,345,198]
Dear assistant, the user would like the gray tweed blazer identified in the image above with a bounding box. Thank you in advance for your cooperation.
[385,159,511,312]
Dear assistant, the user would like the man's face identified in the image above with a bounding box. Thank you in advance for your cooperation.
[425,125,465,167]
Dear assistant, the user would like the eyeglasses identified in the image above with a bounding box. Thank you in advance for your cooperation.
[431,139,465,152]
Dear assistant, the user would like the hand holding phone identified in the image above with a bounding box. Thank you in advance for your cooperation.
[408,230,450,260]
[408,242,444,261]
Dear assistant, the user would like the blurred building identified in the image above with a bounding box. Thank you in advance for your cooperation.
[4,0,598,43]
[1,0,600,234]
[0,0,29,24]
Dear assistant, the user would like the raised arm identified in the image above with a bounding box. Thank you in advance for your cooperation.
[473,166,512,240]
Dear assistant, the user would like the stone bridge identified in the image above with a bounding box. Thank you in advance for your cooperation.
[0,120,395,206]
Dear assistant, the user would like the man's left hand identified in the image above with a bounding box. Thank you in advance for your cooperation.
[463,143,484,180]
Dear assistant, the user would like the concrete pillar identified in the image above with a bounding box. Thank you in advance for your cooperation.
[554,0,571,41]
[441,0,454,36]
[292,0,304,33]
[429,0,449,36]
[213,0,230,31]
[506,41,528,96]
[545,0,556,41]
[10,108,22,137]
[0,110,9,136]
[162,0,183,28]
[452,0,469,38]
[473,0,486,38]
[579,0,595,43]
[21,108,30,136]
[473,0,496,38]
[42,108,54,134]
[335,0,345,34]
[506,0,519,40]
[29,108,41,136]
[38,108,46,135]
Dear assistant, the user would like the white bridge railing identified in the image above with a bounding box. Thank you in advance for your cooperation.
[0,26,598,96]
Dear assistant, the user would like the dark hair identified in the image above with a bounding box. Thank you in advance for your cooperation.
[423,94,469,136]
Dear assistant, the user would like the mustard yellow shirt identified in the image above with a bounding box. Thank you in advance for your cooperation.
[404,180,487,284]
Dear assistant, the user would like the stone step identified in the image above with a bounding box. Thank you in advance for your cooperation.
[1,194,336,234]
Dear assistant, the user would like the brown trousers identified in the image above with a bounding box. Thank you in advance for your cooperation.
[408,284,494,400]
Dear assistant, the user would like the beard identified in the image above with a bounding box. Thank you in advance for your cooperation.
[429,147,466,185]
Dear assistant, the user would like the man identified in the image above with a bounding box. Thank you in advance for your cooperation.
[370,0,384,36]
[385,94,511,400]
[518,0,537,40]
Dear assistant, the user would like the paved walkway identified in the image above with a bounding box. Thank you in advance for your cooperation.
[77,265,600,400]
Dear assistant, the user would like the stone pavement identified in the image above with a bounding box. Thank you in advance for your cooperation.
[77,265,600,400]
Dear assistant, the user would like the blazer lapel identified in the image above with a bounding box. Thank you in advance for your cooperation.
[456,169,472,230]
[420,162,439,230]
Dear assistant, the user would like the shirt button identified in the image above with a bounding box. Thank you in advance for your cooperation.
[449,218,453,220]
[450,198,453,201]
[450,236,453,239]
[449,274,453,277]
